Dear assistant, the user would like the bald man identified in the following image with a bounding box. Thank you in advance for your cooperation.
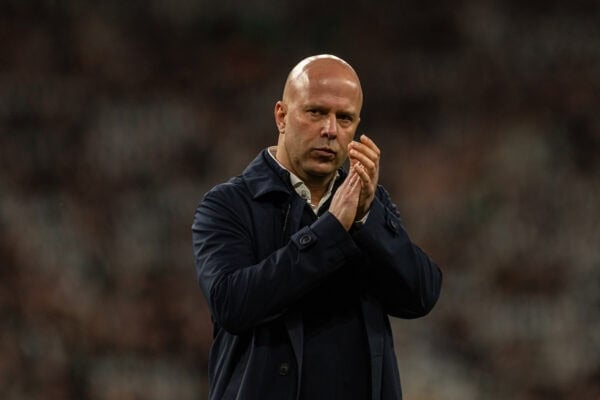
[192,54,442,400]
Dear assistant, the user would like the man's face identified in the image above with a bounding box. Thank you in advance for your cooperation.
[275,63,362,182]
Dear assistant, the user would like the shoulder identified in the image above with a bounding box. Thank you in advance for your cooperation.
[193,176,254,232]
[202,175,251,205]
[374,184,401,216]
[374,184,392,201]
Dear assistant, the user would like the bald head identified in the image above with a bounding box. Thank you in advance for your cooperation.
[282,54,363,109]
[273,54,363,188]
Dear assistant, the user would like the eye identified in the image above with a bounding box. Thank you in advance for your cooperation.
[337,114,354,124]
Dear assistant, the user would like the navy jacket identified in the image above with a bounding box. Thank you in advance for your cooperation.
[192,149,442,400]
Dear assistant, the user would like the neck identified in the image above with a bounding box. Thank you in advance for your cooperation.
[305,174,334,201]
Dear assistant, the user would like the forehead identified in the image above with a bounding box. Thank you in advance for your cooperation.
[305,76,361,107]
[291,64,362,111]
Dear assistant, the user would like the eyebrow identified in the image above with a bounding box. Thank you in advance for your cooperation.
[304,104,358,116]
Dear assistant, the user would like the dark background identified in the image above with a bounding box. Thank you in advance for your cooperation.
[1,1,599,399]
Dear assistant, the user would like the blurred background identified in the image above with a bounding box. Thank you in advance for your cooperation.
[1,1,599,399]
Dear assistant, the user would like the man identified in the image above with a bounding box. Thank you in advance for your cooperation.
[192,54,442,400]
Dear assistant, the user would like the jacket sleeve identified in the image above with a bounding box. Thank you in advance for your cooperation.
[351,186,442,319]
[192,185,362,334]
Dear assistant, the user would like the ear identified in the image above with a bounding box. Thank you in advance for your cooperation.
[274,101,286,134]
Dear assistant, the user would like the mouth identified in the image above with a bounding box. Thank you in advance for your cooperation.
[311,147,336,160]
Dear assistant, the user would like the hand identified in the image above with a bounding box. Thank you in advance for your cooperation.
[328,166,362,231]
[348,134,380,220]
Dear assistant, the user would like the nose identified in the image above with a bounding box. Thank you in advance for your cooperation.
[321,114,338,139]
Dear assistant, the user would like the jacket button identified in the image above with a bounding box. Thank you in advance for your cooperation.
[278,362,290,376]
[298,234,312,246]
[387,218,398,232]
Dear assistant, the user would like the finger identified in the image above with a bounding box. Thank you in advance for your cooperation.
[349,154,377,181]
[346,165,357,182]
[354,162,371,186]
[348,173,362,199]
[349,148,376,171]
[348,168,361,190]
[348,135,379,157]
[339,166,357,192]
[348,140,378,159]
[359,134,381,156]
[348,138,379,166]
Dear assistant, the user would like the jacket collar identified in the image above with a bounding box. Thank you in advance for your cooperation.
[242,148,348,200]
[242,149,294,199]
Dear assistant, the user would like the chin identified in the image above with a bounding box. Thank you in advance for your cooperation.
[308,165,337,177]
[302,158,341,178]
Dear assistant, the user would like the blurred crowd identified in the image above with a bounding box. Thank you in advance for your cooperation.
[1,1,599,399]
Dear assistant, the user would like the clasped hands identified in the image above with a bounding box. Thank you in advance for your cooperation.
[329,134,380,231]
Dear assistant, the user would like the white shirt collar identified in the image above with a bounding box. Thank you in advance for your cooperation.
[268,147,338,214]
